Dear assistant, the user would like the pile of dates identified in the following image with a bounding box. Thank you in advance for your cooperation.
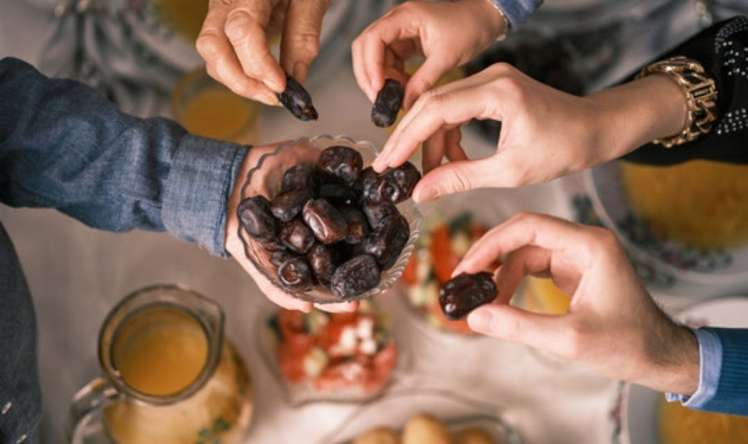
[238,145,421,301]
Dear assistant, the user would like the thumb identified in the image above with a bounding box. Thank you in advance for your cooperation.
[281,0,327,82]
[413,157,497,202]
[404,54,458,109]
[467,304,568,354]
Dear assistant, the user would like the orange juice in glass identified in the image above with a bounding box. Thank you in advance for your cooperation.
[172,68,261,144]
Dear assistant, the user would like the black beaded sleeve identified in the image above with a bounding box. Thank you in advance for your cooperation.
[624,16,748,165]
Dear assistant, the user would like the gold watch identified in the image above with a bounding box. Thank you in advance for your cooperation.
[638,56,718,148]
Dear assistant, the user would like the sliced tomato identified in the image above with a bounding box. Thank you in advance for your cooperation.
[277,339,313,383]
[277,310,305,338]
[317,312,361,349]
[401,254,418,286]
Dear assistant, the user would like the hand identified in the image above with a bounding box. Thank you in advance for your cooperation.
[196,0,329,106]
[373,63,688,201]
[455,213,699,396]
[352,0,507,107]
[225,144,357,313]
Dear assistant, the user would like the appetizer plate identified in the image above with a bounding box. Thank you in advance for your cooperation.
[321,387,522,444]
[586,161,748,297]
[257,300,410,407]
[613,297,748,444]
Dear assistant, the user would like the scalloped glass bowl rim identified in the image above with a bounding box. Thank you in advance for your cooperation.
[321,387,522,444]
[238,134,422,304]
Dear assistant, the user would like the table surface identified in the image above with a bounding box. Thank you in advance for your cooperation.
[0,2,710,443]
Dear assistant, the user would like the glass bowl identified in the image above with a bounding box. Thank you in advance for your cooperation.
[320,388,522,444]
[237,134,422,304]
[256,300,409,406]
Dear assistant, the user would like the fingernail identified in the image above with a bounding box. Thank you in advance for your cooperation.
[467,309,493,332]
[261,93,280,106]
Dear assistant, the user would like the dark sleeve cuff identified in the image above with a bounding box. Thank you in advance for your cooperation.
[162,134,247,257]
[698,327,748,415]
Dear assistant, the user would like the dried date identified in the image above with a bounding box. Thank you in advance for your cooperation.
[277,74,318,121]
[360,214,409,269]
[371,79,404,128]
[302,199,348,244]
[271,188,312,222]
[281,164,319,193]
[271,250,298,267]
[279,219,316,254]
[330,254,381,299]
[362,201,399,230]
[307,244,336,287]
[439,272,497,320]
[237,196,277,240]
[318,145,363,185]
[340,206,370,244]
[277,257,313,290]
[318,182,357,206]
[363,162,421,204]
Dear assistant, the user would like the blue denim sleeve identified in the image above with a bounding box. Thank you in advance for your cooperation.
[0,57,247,257]
[492,0,543,29]
[666,327,748,416]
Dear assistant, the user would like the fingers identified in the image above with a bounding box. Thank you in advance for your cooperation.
[375,82,496,172]
[492,245,552,304]
[412,157,497,202]
[198,1,285,103]
[281,0,327,82]
[467,304,569,353]
[444,128,467,161]
[403,53,459,109]
[421,129,448,173]
[455,213,594,277]
[225,3,286,93]
[352,7,420,102]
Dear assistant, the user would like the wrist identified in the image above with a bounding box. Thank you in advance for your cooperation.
[467,0,509,42]
[589,75,688,160]
[638,321,700,396]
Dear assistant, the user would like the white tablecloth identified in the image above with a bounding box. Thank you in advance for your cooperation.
[0,2,705,443]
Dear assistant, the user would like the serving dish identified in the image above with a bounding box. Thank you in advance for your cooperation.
[237,134,422,304]
[321,388,521,444]
[257,301,407,406]
[586,161,748,297]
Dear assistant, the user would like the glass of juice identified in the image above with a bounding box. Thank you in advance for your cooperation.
[514,277,575,368]
[69,285,253,444]
[171,68,261,144]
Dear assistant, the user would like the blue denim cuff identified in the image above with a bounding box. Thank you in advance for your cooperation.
[163,134,247,257]
[665,328,722,407]
[492,0,542,29]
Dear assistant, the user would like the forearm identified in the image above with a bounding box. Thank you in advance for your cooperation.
[589,75,688,162]
[0,57,246,256]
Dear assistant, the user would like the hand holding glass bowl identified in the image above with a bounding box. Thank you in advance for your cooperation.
[231,135,422,311]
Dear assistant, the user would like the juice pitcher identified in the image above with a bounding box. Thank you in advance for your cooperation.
[69,285,253,444]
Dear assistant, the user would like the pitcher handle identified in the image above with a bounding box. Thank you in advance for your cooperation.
[68,377,121,442]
